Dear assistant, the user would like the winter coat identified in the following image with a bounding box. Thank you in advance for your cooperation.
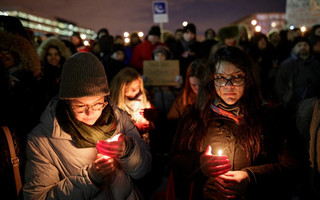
[130,40,166,74]
[176,38,203,79]
[23,97,152,200]
[0,30,42,144]
[275,53,320,111]
[295,97,320,199]
[171,104,303,200]
[167,94,184,120]
[101,56,125,85]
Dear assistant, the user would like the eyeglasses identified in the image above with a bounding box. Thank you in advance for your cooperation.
[70,101,108,113]
[213,75,246,87]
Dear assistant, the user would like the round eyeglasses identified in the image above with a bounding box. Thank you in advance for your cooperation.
[213,76,246,87]
[70,101,108,113]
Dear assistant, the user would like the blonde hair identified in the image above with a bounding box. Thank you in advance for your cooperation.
[110,67,149,109]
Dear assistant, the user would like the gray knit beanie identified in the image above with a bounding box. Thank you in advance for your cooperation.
[59,52,109,99]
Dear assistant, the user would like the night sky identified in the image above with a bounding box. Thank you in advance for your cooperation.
[0,0,287,37]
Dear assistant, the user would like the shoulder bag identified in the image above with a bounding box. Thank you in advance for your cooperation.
[1,126,22,196]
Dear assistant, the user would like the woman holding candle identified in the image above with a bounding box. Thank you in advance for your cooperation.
[110,67,158,147]
[23,52,151,199]
[171,46,303,200]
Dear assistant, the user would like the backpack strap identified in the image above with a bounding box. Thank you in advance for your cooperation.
[1,126,22,196]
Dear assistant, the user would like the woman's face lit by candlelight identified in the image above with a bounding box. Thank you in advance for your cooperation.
[214,61,245,105]
[124,79,140,99]
[69,96,105,125]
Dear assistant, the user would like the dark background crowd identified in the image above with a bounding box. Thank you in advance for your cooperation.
[1,15,320,200]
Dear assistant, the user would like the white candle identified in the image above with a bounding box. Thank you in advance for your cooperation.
[107,133,121,142]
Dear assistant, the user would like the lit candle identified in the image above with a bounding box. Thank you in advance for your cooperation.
[107,133,121,142]
[102,155,110,159]
[217,150,223,156]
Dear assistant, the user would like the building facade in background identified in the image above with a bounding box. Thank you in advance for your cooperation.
[232,12,286,36]
[0,9,96,41]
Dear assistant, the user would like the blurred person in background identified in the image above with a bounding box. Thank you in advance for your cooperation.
[0,28,42,141]
[308,34,320,62]
[201,28,218,61]
[130,25,167,74]
[209,25,240,60]
[37,36,72,110]
[167,59,206,121]
[71,32,90,52]
[175,28,184,42]
[275,36,320,118]
[92,28,114,60]
[124,32,141,66]
[0,16,42,200]
[176,23,203,80]
[114,35,125,46]
[101,43,126,85]
[248,33,276,103]
[238,24,251,52]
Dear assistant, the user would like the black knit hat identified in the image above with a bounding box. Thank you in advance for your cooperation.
[148,26,161,37]
[183,23,196,34]
[59,52,110,99]
[292,36,310,48]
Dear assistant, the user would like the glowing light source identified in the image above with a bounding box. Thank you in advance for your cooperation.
[80,33,87,40]
[251,19,257,26]
[182,21,188,27]
[123,32,129,38]
[271,22,277,28]
[255,25,262,32]
[138,31,144,37]
[289,24,295,30]
[83,40,90,46]
[300,26,307,33]
[124,38,130,44]
[218,150,223,156]
[204,145,212,155]
[107,133,121,142]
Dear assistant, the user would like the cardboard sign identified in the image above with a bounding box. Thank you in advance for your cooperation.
[143,60,179,86]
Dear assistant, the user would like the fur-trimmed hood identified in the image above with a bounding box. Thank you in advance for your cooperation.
[37,36,71,62]
[0,30,41,76]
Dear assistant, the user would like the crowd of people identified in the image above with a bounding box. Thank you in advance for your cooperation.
[1,15,320,200]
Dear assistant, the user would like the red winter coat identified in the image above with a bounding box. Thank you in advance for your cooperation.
[130,40,166,74]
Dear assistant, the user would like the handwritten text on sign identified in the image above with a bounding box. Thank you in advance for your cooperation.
[143,60,179,86]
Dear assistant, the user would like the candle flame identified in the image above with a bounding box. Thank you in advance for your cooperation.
[218,150,223,156]
[107,133,121,142]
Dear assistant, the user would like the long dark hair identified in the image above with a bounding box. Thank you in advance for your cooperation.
[175,46,262,161]
[182,59,206,107]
